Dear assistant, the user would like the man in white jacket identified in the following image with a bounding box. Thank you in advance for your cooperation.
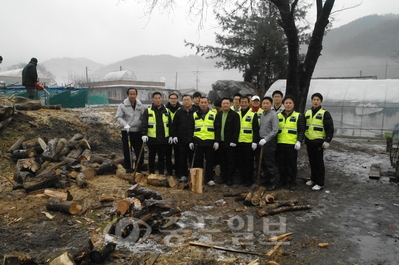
[115,87,145,173]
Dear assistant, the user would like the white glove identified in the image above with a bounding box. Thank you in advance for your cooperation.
[229,142,237,147]
[259,139,266,146]
[294,141,301,150]
[124,124,130,131]
[173,137,178,144]
[213,142,219,150]
[322,141,330,149]
[141,135,149,143]
[251,143,257,150]
[189,143,194,150]
[168,137,173,144]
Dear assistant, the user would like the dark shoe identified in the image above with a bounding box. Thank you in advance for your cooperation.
[126,168,134,173]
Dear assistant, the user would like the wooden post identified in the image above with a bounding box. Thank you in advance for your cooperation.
[189,168,204,194]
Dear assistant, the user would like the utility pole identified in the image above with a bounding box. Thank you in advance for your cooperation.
[120,66,122,71]
[385,62,388,79]
[193,69,201,90]
[175,72,178,90]
[85,66,89,84]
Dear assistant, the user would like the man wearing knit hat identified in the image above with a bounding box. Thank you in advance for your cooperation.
[22,58,39,99]
[304,92,334,191]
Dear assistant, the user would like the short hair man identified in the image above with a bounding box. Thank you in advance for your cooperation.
[22,58,39,99]
[304,93,334,191]
[272,90,284,114]
[165,92,182,176]
[231,93,241,112]
[142,92,172,175]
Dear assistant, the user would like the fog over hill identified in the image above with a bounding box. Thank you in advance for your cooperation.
[37,14,399,89]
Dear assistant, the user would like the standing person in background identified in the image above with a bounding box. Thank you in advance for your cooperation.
[173,95,195,182]
[0,56,3,64]
[276,96,305,191]
[192,92,201,111]
[230,93,241,112]
[258,97,280,190]
[142,92,172,175]
[215,98,240,185]
[272,90,284,114]
[251,95,264,177]
[237,96,259,186]
[165,93,182,176]
[305,93,334,191]
[189,97,219,186]
[115,87,144,173]
[22,58,38,99]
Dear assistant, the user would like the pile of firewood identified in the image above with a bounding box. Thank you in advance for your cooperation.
[231,184,312,217]
[7,133,129,193]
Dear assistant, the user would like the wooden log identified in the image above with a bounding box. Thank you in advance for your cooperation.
[11,149,36,162]
[259,193,276,207]
[68,139,91,150]
[89,155,104,164]
[15,103,42,110]
[167,176,178,188]
[267,200,298,209]
[37,137,47,151]
[244,184,259,206]
[117,197,143,216]
[96,160,117,175]
[8,136,26,153]
[67,147,83,159]
[42,104,62,110]
[189,168,204,194]
[127,184,162,200]
[89,234,116,264]
[147,174,169,187]
[69,133,84,142]
[46,198,82,215]
[55,138,68,156]
[42,138,60,162]
[78,149,91,161]
[251,186,266,206]
[73,240,93,264]
[24,170,59,193]
[81,166,95,180]
[49,251,75,265]
[44,189,73,201]
[76,172,87,188]
[16,158,40,173]
[0,117,12,130]
[13,171,34,184]
[22,138,43,153]
[257,205,311,217]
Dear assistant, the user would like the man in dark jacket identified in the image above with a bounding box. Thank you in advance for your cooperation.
[165,93,182,176]
[215,98,240,185]
[304,93,334,191]
[142,92,172,175]
[172,94,195,182]
[22,58,38,99]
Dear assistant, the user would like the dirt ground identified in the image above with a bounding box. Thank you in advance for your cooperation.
[0,107,398,265]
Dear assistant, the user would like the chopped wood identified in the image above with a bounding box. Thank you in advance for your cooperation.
[189,241,266,256]
[266,237,288,256]
[127,184,162,200]
[16,158,40,173]
[49,251,76,265]
[11,149,36,162]
[13,171,33,184]
[167,175,178,188]
[89,233,116,264]
[67,147,83,159]
[22,138,43,153]
[41,211,55,220]
[78,149,92,161]
[46,198,82,215]
[69,133,84,142]
[0,117,12,130]
[76,172,87,188]
[268,200,298,209]
[147,174,169,187]
[369,164,381,179]
[189,168,204,194]
[267,232,293,242]
[24,171,59,193]
[117,197,142,216]
[257,205,312,217]
[44,189,73,201]
[2,252,36,265]
[8,136,26,153]
[318,242,329,248]
[244,184,259,206]
[89,155,104,164]
[37,137,47,151]
[251,186,266,206]
[81,166,95,180]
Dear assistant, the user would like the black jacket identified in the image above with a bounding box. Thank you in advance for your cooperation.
[172,107,195,143]
[305,106,334,144]
[215,109,240,146]
[142,104,172,145]
[22,62,38,86]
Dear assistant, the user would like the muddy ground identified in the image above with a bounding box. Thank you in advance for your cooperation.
[0,107,398,265]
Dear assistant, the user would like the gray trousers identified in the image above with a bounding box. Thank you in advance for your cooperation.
[25,85,35,99]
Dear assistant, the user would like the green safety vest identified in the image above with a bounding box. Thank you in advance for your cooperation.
[147,107,169,138]
[168,107,180,121]
[238,110,256,143]
[277,112,300,144]
[305,108,326,140]
[193,110,216,140]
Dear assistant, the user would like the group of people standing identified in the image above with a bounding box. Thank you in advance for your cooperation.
[115,88,334,192]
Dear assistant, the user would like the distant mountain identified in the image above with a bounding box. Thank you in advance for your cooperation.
[313,14,399,79]
[42,57,104,85]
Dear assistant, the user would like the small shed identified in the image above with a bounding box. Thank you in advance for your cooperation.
[266,79,399,137]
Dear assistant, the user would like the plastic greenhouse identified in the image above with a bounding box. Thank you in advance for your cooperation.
[266,79,399,138]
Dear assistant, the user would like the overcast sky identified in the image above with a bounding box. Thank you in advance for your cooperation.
[1,0,398,67]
